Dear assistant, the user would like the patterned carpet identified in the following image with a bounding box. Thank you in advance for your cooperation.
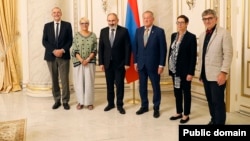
[0,119,26,141]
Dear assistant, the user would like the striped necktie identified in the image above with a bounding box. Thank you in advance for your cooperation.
[144,28,149,46]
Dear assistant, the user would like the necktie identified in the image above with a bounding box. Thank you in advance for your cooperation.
[55,23,59,41]
[110,29,115,47]
[144,28,149,46]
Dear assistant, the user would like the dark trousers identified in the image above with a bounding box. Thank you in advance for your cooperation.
[202,79,226,125]
[172,76,191,116]
[104,61,125,108]
[47,58,70,103]
[138,66,161,110]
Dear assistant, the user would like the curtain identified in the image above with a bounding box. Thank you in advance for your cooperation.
[0,0,21,93]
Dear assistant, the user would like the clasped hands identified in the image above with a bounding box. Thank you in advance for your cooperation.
[53,49,64,58]
[80,58,90,66]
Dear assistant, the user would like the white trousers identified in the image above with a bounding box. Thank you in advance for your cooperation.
[73,63,95,105]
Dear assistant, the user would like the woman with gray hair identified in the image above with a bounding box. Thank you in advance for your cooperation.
[71,17,97,110]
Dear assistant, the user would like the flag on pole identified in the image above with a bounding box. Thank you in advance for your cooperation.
[125,0,140,83]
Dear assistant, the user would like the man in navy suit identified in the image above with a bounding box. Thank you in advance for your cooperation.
[98,13,131,114]
[134,10,167,118]
[42,7,73,110]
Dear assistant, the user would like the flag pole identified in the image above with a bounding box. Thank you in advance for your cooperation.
[125,0,140,104]
[126,81,140,104]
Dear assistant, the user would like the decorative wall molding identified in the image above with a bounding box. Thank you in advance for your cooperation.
[186,0,195,10]
[239,104,250,116]
[247,61,250,88]
[242,0,250,98]
[73,0,78,33]
[248,0,250,49]
[102,0,110,14]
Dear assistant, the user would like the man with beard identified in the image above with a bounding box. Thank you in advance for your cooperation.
[98,13,132,115]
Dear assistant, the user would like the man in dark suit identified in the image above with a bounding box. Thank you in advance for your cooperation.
[42,7,73,110]
[134,10,167,118]
[98,13,131,114]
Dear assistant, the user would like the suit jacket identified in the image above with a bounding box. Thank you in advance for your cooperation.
[98,25,131,69]
[42,20,73,61]
[168,31,197,78]
[134,25,167,71]
[198,26,233,81]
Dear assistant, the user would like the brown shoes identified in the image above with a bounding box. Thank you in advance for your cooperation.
[76,103,84,110]
[76,103,94,110]
[76,104,94,110]
[87,105,94,110]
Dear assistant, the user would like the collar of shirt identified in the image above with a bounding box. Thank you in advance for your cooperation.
[206,24,216,34]
[206,29,213,34]
[54,21,61,24]
[109,26,117,31]
[144,25,152,33]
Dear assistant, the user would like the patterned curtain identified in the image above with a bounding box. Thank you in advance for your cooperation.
[0,0,21,93]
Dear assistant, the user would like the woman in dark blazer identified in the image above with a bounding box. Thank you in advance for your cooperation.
[168,15,197,123]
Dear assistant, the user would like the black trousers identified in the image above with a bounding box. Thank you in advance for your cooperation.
[202,79,226,125]
[172,76,191,116]
[104,61,125,108]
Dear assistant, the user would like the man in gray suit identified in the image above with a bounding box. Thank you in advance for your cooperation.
[198,9,233,125]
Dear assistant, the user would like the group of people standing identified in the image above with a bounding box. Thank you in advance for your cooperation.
[42,7,233,125]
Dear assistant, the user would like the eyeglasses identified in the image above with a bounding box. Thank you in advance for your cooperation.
[202,17,214,21]
[176,21,186,25]
[80,23,89,25]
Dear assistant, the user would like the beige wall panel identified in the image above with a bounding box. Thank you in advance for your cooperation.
[178,0,207,36]
[243,0,250,96]
[239,0,250,115]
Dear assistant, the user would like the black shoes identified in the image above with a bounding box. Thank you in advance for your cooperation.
[180,117,189,124]
[104,105,115,111]
[52,101,70,110]
[136,108,159,118]
[52,101,61,109]
[153,110,160,118]
[136,107,149,115]
[104,105,125,114]
[170,114,189,123]
[169,114,183,120]
[63,103,70,110]
[118,107,126,114]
